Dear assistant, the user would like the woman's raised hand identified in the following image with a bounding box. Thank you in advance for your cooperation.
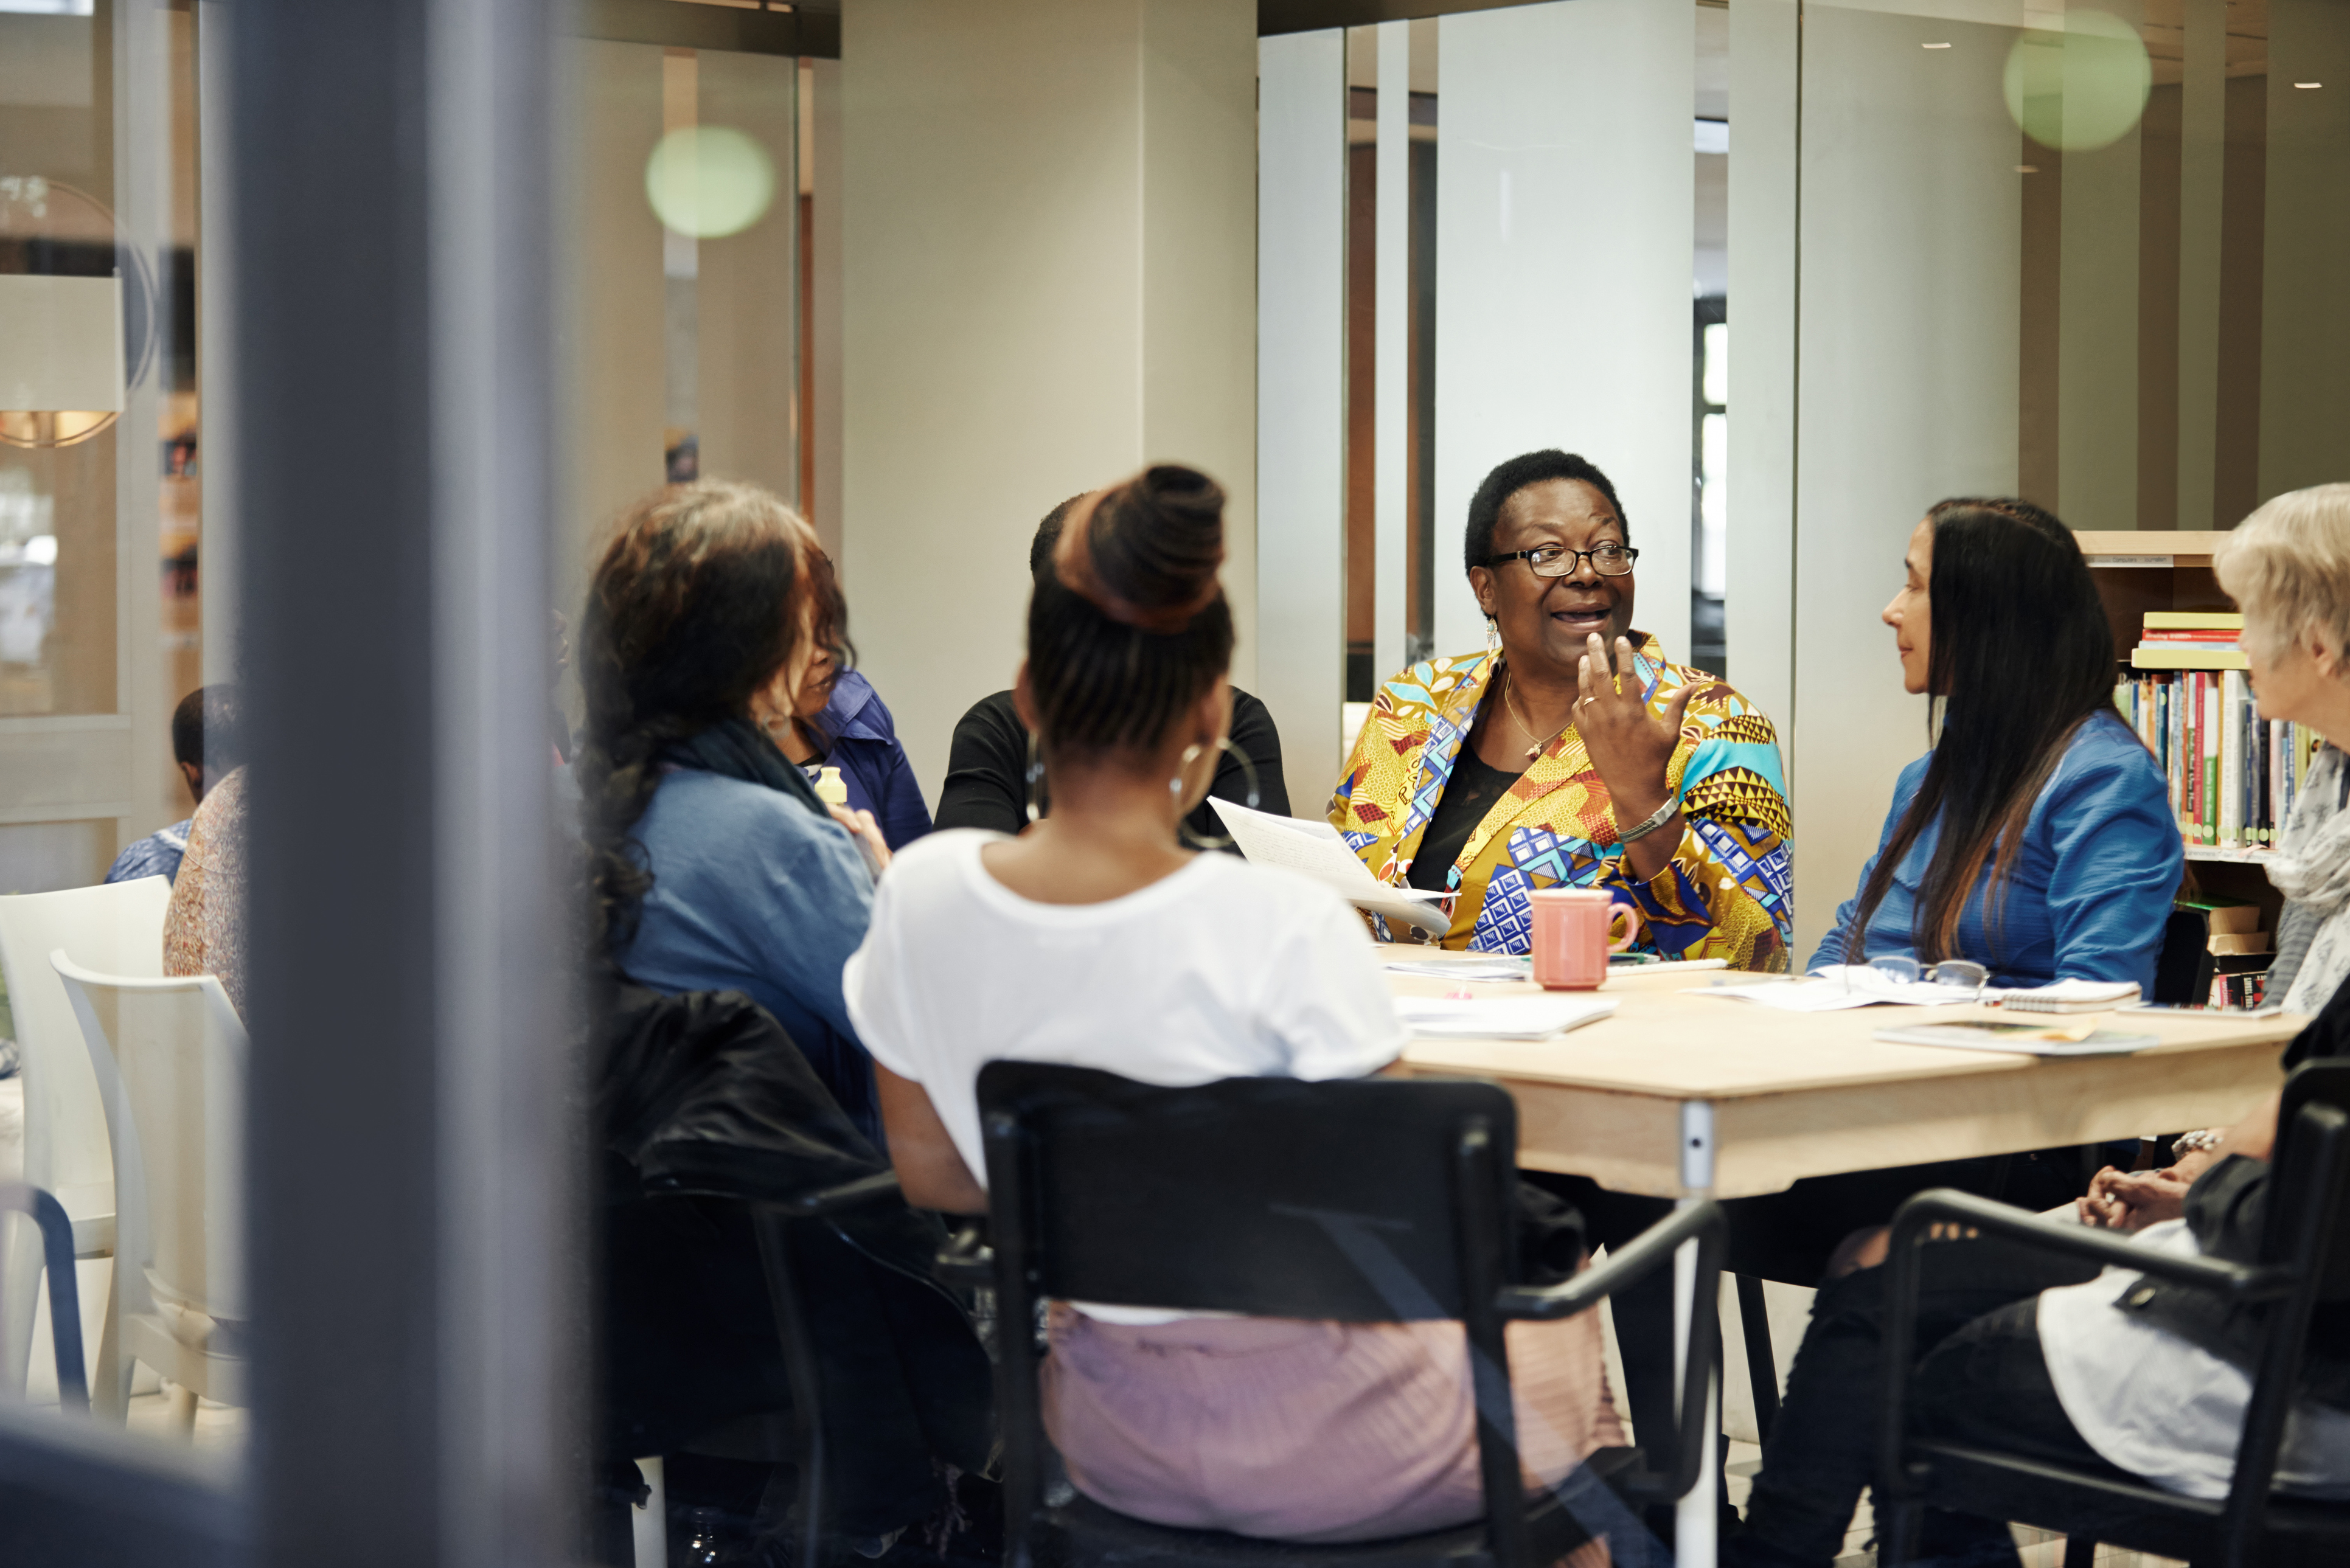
[1576,633,1697,831]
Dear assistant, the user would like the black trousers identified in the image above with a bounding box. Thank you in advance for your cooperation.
[1724,1236,2119,1568]
[1537,1151,2086,1468]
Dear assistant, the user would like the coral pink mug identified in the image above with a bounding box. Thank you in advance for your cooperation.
[1528,887,1644,990]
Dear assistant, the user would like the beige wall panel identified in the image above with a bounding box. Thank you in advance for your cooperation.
[2259,0,2350,502]
[1141,0,1259,693]
[2056,0,2144,535]
[695,50,798,507]
[841,0,1257,805]
[563,40,667,625]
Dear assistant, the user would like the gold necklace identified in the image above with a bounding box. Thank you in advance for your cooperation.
[1500,669,1571,763]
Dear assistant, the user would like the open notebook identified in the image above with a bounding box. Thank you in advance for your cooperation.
[1208,798,1454,937]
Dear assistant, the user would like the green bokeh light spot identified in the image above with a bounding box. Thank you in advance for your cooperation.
[645,125,777,239]
[2003,10,2152,152]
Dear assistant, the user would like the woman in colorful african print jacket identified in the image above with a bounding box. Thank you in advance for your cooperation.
[1329,449,1793,970]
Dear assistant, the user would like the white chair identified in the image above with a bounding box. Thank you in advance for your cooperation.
[50,954,247,1429]
[0,877,172,1406]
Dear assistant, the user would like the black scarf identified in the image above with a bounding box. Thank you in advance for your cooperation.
[664,716,830,821]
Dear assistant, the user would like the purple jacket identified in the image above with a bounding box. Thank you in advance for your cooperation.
[812,670,933,851]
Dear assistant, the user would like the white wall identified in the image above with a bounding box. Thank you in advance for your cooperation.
[1432,0,1695,660]
[1790,1,2025,961]
[1256,29,1347,810]
[1726,0,1799,738]
[840,0,1257,805]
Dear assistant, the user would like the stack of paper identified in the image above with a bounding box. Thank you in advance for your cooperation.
[1392,995,1619,1039]
[1210,798,1453,936]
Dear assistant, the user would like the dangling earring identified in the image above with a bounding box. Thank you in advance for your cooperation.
[1174,737,1262,852]
[1485,616,1501,657]
[1023,732,1048,824]
[1169,744,1202,814]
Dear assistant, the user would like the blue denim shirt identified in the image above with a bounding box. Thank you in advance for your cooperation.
[1811,709,2182,990]
[618,766,881,1135]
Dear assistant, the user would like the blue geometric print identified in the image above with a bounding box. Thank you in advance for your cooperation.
[1342,830,1380,853]
[1695,818,1792,914]
[1468,863,1534,953]
[1404,709,1467,841]
[1469,827,1613,953]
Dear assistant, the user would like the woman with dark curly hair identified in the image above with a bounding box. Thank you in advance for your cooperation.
[575,478,892,1133]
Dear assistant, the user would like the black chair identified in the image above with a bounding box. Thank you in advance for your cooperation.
[1874,1061,2350,1568]
[968,1063,1726,1568]
[2155,906,2218,1007]
[0,1182,87,1412]
[745,1172,916,1568]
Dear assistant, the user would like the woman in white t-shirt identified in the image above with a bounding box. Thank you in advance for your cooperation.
[844,464,1624,1548]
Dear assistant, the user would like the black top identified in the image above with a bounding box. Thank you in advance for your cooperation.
[1406,700,1526,893]
[933,686,1291,848]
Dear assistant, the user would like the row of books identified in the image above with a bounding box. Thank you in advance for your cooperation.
[2115,612,2321,848]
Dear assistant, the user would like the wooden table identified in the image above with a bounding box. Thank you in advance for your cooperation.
[1381,954,2302,1566]
[1386,957,2302,1199]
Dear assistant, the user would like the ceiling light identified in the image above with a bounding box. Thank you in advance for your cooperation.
[2294,81,2323,88]
[1923,41,1953,48]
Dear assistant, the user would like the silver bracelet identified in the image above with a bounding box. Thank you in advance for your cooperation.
[1618,795,1681,845]
[2171,1128,2224,1162]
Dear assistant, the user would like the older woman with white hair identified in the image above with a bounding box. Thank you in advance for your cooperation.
[2215,484,2350,1011]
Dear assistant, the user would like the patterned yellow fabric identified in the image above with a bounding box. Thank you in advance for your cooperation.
[1327,639,1792,969]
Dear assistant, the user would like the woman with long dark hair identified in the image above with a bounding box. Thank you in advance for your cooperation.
[845,465,1624,1550]
[575,479,892,1131]
[1813,498,2181,987]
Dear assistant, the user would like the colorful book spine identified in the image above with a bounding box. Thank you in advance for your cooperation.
[2122,664,2315,852]
[2220,670,2244,845]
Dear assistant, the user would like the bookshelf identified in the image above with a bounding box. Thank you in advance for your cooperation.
[2077,529,2286,990]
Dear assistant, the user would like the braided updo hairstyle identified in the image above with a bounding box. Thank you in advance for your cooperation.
[1027,464,1235,758]
[575,480,846,949]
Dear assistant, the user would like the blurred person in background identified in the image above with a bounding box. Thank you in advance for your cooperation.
[109,684,240,886]
[768,548,933,850]
[163,761,248,1017]
[576,479,891,1136]
[934,496,1290,839]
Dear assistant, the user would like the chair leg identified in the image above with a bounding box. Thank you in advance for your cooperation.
[0,1221,40,1399]
[93,1261,126,1423]
[2062,1536,2097,1568]
[631,1457,669,1568]
[1879,1498,1924,1568]
[167,1379,198,1435]
[1733,1275,1781,1445]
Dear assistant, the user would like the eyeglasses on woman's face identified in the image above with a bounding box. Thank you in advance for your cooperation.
[1484,543,1639,578]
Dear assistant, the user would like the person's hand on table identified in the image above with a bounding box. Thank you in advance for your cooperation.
[2076,1148,2217,1231]
[829,804,892,873]
[1576,633,1697,881]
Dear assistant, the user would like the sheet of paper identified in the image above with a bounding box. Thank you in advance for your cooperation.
[1697,968,1982,1011]
[1385,957,1533,981]
[1393,995,1619,1039]
[1210,797,1453,935]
